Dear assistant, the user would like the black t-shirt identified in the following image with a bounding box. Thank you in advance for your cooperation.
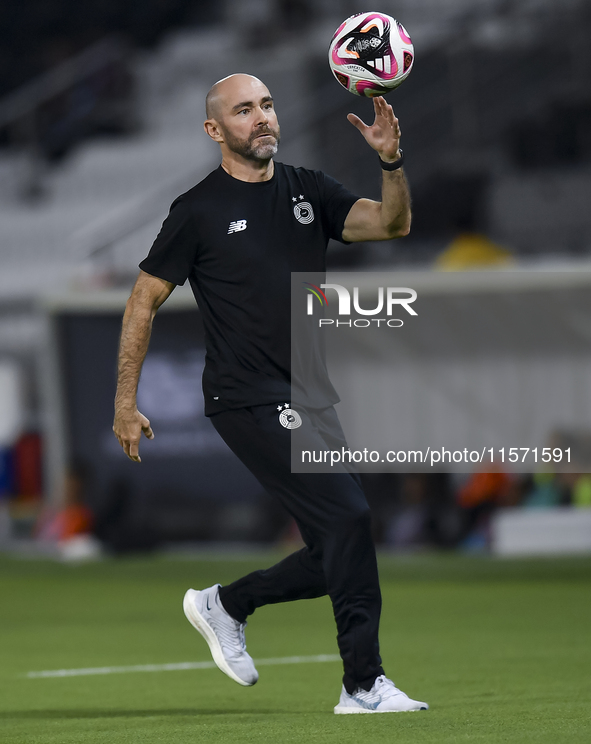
[139,162,359,415]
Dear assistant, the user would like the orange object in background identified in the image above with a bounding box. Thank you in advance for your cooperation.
[35,464,94,542]
[458,471,511,508]
[57,503,94,540]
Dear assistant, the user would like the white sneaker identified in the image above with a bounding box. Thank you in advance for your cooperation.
[334,675,429,714]
[183,584,258,686]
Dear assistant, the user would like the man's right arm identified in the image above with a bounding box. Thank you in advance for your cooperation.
[113,270,175,462]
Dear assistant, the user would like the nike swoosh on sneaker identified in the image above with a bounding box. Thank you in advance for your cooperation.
[183,587,258,686]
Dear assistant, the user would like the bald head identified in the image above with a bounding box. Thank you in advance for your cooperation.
[205,74,269,121]
[203,73,280,166]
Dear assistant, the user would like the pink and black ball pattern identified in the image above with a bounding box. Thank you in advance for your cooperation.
[329,12,414,97]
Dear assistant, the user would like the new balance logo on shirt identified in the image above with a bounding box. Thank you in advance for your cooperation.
[228,219,247,234]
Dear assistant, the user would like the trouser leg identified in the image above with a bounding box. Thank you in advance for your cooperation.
[210,403,384,693]
[218,546,327,619]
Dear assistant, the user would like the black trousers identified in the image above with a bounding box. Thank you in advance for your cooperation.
[211,403,384,694]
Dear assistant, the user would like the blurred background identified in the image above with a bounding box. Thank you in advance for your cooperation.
[1,0,591,560]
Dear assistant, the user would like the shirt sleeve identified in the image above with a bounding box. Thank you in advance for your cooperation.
[138,197,199,285]
[316,171,360,244]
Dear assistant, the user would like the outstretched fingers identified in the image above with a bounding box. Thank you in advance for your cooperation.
[374,96,389,119]
[375,96,401,136]
[347,112,368,131]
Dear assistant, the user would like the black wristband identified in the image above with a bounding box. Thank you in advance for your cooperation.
[379,150,404,170]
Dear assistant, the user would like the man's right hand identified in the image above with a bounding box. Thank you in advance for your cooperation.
[113,407,154,462]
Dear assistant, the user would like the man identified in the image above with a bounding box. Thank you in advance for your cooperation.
[113,73,428,714]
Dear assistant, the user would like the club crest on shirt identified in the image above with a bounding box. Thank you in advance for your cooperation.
[292,195,314,225]
[277,403,302,429]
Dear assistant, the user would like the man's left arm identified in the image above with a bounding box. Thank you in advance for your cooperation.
[341,96,411,243]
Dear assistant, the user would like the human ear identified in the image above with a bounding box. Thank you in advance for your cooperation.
[204,119,224,143]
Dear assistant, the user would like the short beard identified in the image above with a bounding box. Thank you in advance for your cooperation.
[222,125,281,162]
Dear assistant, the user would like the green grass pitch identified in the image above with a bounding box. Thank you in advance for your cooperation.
[0,552,590,743]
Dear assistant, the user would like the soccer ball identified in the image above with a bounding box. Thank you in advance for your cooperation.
[328,12,414,97]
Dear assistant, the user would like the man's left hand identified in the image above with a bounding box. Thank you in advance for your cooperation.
[347,96,401,162]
